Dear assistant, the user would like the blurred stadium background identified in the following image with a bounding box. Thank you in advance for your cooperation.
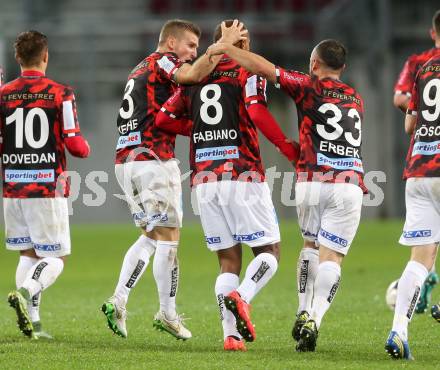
[0,0,439,223]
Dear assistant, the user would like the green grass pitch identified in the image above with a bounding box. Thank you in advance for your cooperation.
[0,221,439,369]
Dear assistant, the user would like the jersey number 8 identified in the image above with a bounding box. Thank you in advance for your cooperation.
[200,84,223,125]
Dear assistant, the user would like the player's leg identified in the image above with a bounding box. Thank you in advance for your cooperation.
[293,182,321,341]
[297,183,362,352]
[386,178,439,360]
[196,181,245,350]
[416,262,439,314]
[103,230,156,337]
[16,249,50,339]
[216,244,247,351]
[5,198,37,338]
[103,163,157,337]
[9,198,71,339]
[386,245,435,360]
[136,160,190,340]
[221,181,281,342]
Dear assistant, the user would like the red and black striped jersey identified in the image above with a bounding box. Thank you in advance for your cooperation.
[404,51,440,179]
[275,67,366,192]
[115,52,183,164]
[395,48,440,97]
[160,56,267,186]
[0,70,82,198]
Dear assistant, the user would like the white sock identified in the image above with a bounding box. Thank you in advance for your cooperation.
[153,241,179,319]
[237,252,278,303]
[310,261,341,329]
[16,256,41,322]
[297,248,319,314]
[113,235,156,307]
[21,257,64,298]
[215,273,240,339]
[392,261,428,341]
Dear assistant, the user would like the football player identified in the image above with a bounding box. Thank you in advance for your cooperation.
[393,9,440,314]
[207,38,366,352]
[102,19,246,340]
[156,20,298,351]
[2,30,90,339]
[385,45,440,361]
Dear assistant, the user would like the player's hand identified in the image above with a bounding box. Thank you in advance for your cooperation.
[206,43,229,62]
[218,19,248,45]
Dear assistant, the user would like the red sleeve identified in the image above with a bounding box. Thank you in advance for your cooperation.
[394,56,416,96]
[155,87,191,136]
[156,110,192,137]
[275,67,311,103]
[407,76,419,115]
[65,135,90,158]
[247,104,299,163]
[156,53,183,82]
[60,86,81,138]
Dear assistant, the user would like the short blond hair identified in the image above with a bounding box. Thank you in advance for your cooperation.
[159,19,201,45]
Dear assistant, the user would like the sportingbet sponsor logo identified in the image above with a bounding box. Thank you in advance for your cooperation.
[206,236,222,244]
[251,261,270,283]
[233,231,265,242]
[5,169,55,183]
[317,153,363,173]
[319,229,348,248]
[327,277,340,303]
[195,146,239,163]
[33,243,61,252]
[117,131,141,149]
[407,286,421,319]
[31,262,48,280]
[125,259,146,288]
[170,266,178,297]
[299,260,309,293]
[411,140,440,156]
[6,236,32,245]
[402,229,432,238]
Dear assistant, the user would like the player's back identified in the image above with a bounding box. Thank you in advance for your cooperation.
[404,51,440,178]
[395,48,439,97]
[183,56,265,185]
[115,52,182,164]
[0,72,76,198]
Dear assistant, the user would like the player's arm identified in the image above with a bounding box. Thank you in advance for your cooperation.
[404,113,417,135]
[174,21,248,84]
[394,58,415,112]
[61,87,90,158]
[243,74,299,163]
[155,87,192,137]
[249,104,299,163]
[393,93,410,112]
[404,82,418,135]
[207,43,277,83]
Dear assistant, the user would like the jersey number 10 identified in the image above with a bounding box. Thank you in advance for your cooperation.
[6,107,49,149]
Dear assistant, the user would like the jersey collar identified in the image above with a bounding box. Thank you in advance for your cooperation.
[21,70,45,77]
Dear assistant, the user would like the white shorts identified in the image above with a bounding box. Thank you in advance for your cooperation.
[4,197,71,258]
[195,181,280,251]
[399,177,440,246]
[115,159,182,231]
[295,182,363,255]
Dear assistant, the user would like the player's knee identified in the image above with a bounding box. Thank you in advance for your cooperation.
[145,226,179,241]
[253,243,280,262]
[303,240,318,250]
[20,249,38,258]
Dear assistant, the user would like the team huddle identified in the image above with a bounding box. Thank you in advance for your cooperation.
[1,11,440,360]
